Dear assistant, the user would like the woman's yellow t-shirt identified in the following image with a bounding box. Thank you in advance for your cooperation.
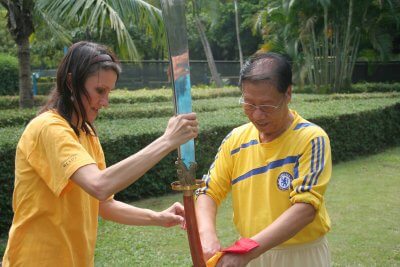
[3,110,106,266]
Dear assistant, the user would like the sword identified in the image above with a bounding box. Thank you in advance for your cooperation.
[160,1,205,266]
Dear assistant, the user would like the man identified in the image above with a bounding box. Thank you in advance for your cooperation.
[196,52,331,267]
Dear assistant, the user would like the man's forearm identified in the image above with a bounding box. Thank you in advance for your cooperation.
[247,203,316,260]
[196,194,218,237]
[196,194,222,260]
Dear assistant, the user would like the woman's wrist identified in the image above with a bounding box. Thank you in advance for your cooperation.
[148,209,163,226]
[157,135,176,154]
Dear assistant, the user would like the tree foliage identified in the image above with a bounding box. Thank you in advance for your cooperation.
[254,0,400,92]
[0,0,165,107]
[0,7,16,55]
[207,0,262,60]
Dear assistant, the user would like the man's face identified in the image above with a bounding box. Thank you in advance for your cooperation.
[241,80,291,140]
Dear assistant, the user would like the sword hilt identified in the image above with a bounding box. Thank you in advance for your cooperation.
[172,159,204,191]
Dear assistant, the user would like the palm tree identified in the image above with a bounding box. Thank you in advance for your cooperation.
[1,0,35,108]
[1,0,163,108]
[233,0,243,68]
[190,0,223,87]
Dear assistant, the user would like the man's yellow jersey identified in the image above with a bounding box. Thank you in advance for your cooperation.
[197,110,331,245]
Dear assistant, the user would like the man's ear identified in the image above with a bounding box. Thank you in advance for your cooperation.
[286,85,292,102]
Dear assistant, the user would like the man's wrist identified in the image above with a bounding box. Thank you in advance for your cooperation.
[199,229,218,242]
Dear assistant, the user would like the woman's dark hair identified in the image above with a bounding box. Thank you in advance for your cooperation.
[239,52,292,94]
[39,41,122,136]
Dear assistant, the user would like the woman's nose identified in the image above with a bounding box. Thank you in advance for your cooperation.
[100,95,109,108]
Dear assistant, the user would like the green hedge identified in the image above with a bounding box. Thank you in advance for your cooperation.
[36,82,54,95]
[0,54,19,96]
[293,82,400,94]
[0,87,241,110]
[351,82,400,93]
[1,92,399,128]
[1,84,398,111]
[0,97,239,128]
[0,99,399,236]
[0,95,47,110]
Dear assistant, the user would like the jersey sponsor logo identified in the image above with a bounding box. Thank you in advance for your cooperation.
[277,172,293,191]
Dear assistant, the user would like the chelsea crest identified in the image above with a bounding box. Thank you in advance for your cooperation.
[277,172,293,191]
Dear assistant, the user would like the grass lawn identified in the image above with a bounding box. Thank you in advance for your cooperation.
[93,146,400,266]
[1,147,399,266]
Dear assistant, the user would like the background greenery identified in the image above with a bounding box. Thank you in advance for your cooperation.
[1,1,399,67]
[0,53,18,96]
[0,87,399,238]
[93,146,400,266]
[1,0,399,264]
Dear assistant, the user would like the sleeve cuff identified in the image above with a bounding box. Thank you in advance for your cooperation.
[290,191,322,211]
[55,158,96,197]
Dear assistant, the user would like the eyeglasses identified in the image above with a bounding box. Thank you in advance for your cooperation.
[239,95,285,113]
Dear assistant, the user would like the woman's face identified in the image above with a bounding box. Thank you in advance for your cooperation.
[81,69,118,123]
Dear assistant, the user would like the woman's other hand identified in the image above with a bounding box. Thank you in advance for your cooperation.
[156,202,186,229]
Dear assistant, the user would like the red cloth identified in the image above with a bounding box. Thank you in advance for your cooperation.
[206,238,259,267]
[222,238,259,254]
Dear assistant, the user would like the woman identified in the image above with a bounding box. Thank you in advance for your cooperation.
[2,41,198,266]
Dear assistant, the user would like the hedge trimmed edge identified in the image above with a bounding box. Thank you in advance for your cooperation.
[0,103,399,236]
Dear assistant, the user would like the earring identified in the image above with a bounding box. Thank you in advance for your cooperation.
[70,95,74,102]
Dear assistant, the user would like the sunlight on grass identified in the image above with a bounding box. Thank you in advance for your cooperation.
[95,193,237,267]
[95,147,400,266]
[327,147,400,266]
[1,147,399,265]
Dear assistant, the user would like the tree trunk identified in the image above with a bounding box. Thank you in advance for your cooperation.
[194,16,223,88]
[234,0,243,69]
[339,0,354,92]
[4,0,35,108]
[18,36,33,108]
[323,5,329,87]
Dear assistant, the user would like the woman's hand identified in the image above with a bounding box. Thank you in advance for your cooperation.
[156,202,186,229]
[162,113,198,150]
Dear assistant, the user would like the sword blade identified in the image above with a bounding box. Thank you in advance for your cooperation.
[161,1,206,267]
[160,0,194,170]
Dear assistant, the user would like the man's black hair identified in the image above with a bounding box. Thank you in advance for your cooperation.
[239,52,292,93]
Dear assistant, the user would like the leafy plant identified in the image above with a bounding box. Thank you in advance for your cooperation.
[0,53,19,95]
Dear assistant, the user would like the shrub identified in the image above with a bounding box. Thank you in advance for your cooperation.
[351,82,400,93]
[0,87,240,110]
[0,95,47,110]
[0,97,399,236]
[36,76,56,95]
[0,97,237,127]
[0,53,19,96]
[293,82,400,94]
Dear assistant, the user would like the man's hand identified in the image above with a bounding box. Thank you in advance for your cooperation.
[216,253,251,267]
